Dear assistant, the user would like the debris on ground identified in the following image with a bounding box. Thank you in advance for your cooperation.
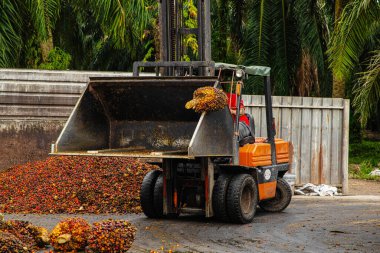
[87,219,136,253]
[295,183,339,196]
[0,217,49,252]
[369,169,380,176]
[0,156,156,214]
[50,217,91,252]
[185,87,228,113]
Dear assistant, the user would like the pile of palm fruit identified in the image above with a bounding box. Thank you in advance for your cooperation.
[0,156,156,214]
[185,87,227,113]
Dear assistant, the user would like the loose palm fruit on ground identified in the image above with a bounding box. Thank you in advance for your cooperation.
[0,220,48,250]
[0,231,30,253]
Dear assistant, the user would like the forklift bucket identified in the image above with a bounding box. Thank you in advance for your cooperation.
[54,77,234,158]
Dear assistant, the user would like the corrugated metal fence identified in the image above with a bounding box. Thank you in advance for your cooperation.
[243,95,349,193]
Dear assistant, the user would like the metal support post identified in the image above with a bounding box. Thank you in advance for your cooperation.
[264,76,277,165]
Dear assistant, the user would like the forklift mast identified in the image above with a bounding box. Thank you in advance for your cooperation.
[159,0,212,63]
[132,0,213,76]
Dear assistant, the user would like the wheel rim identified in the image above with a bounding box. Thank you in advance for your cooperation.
[240,184,254,214]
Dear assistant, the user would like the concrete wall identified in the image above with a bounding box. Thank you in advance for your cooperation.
[0,69,136,170]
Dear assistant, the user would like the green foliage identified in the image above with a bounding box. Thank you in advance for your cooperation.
[349,161,380,181]
[182,0,198,60]
[87,0,150,50]
[211,0,245,65]
[39,47,71,70]
[242,0,331,96]
[328,0,380,83]
[352,50,380,126]
[349,140,380,166]
[0,0,23,67]
[349,108,362,144]
[349,140,380,181]
[27,0,61,40]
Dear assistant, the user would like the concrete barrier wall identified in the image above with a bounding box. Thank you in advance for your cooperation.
[0,69,137,170]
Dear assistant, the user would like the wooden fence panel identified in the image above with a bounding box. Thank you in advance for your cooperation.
[243,95,349,192]
[291,97,303,180]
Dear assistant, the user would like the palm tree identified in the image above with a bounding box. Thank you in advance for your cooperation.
[0,0,152,69]
[328,0,380,125]
[0,0,61,67]
[242,0,332,96]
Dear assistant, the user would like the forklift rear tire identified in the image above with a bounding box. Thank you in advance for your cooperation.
[227,174,258,224]
[141,170,161,218]
[153,174,164,218]
[259,178,292,212]
[212,173,231,222]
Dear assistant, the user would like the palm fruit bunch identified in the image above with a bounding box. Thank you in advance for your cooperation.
[87,219,137,253]
[50,217,91,252]
[185,87,227,113]
[0,219,49,251]
[0,231,30,253]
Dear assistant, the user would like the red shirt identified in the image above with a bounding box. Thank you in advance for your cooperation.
[226,93,249,126]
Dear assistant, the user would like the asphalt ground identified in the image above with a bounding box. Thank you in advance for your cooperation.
[5,195,380,253]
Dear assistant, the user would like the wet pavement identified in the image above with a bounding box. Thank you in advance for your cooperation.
[5,196,380,253]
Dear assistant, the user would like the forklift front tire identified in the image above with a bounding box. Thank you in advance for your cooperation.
[227,174,258,224]
[259,178,292,212]
[140,170,161,218]
[212,173,232,222]
[153,174,164,217]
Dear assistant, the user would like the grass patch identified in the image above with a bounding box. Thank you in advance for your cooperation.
[349,140,380,165]
[349,140,380,181]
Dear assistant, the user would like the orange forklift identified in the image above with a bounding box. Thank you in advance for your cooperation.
[52,0,292,224]
[136,62,292,224]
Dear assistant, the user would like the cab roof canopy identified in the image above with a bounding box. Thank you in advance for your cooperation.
[215,62,271,77]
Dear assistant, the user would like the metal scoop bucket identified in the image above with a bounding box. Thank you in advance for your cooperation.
[54,77,234,158]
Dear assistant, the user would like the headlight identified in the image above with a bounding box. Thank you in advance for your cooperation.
[236,69,244,78]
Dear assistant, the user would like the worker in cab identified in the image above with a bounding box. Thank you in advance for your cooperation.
[225,92,255,145]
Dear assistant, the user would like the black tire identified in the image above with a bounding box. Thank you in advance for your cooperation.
[153,174,164,218]
[140,170,161,218]
[212,174,232,222]
[259,178,292,212]
[226,174,258,224]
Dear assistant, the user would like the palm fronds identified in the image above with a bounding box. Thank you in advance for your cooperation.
[0,1,23,67]
[89,0,150,49]
[27,0,61,41]
[353,50,380,126]
[328,0,380,82]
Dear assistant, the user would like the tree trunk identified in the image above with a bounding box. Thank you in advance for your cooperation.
[332,77,345,98]
[40,31,54,62]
